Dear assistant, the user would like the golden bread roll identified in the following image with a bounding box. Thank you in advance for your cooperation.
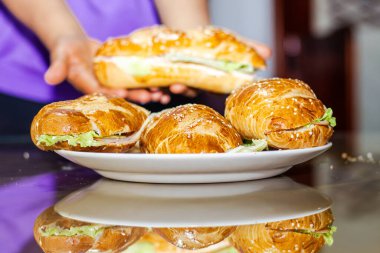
[153,227,237,250]
[127,232,236,253]
[230,209,335,253]
[225,78,335,149]
[34,207,146,253]
[94,26,266,93]
[140,104,242,153]
[30,93,149,152]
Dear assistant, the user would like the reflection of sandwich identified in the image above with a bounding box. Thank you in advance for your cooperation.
[34,207,146,253]
[34,207,336,253]
[94,26,266,94]
[230,209,336,253]
[140,104,242,153]
[34,208,238,253]
[225,78,335,149]
[30,93,149,152]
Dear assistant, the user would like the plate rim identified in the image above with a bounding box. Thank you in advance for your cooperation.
[55,142,332,159]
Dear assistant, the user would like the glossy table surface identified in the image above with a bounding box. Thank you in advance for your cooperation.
[0,132,379,253]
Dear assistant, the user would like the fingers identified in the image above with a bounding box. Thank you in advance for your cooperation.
[169,84,197,98]
[44,54,68,85]
[122,88,171,104]
[150,88,171,104]
[250,41,272,59]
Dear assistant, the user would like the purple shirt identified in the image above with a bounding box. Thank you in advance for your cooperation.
[0,0,159,103]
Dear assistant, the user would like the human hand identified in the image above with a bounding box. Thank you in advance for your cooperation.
[44,36,130,98]
[125,85,197,105]
[44,36,198,104]
[246,40,272,60]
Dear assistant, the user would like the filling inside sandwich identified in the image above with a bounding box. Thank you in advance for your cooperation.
[227,139,268,153]
[288,226,337,246]
[265,107,337,136]
[39,223,105,238]
[37,131,140,148]
[271,226,337,246]
[37,113,156,148]
[310,108,336,127]
[164,54,256,74]
[37,131,100,147]
[95,54,257,76]
[125,240,238,253]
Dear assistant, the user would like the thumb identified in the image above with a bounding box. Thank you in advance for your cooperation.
[44,53,68,85]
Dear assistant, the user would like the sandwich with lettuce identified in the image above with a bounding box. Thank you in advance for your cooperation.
[94,26,266,94]
[30,93,149,152]
[230,209,336,253]
[34,207,147,253]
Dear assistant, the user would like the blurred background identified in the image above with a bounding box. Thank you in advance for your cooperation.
[0,0,379,136]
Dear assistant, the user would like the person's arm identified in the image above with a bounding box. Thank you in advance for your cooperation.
[2,0,130,98]
[154,0,210,29]
[3,0,84,50]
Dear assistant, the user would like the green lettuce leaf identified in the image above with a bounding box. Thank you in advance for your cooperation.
[313,108,336,127]
[295,226,337,246]
[227,139,268,153]
[165,54,255,74]
[125,242,156,253]
[37,131,100,147]
[216,247,239,253]
[39,224,105,238]
[121,57,151,76]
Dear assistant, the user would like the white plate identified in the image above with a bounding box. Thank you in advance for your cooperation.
[55,177,332,227]
[55,143,332,183]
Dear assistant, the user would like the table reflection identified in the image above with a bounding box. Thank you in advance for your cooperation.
[28,176,335,253]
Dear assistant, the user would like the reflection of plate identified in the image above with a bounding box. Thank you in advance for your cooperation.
[55,177,332,227]
[55,143,332,183]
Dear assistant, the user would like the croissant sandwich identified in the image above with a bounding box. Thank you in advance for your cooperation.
[94,26,266,94]
[225,78,335,149]
[34,207,146,253]
[230,209,336,253]
[139,104,242,154]
[30,93,149,152]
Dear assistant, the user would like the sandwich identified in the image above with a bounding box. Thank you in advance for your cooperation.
[230,209,336,253]
[225,78,335,149]
[139,104,243,153]
[30,93,149,152]
[94,26,266,94]
[34,207,146,253]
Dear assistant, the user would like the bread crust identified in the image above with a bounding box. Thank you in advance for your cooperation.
[96,26,265,68]
[94,60,254,93]
[94,26,265,93]
[230,209,334,253]
[153,227,236,250]
[140,104,242,154]
[225,78,333,149]
[30,93,149,152]
[34,207,146,253]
